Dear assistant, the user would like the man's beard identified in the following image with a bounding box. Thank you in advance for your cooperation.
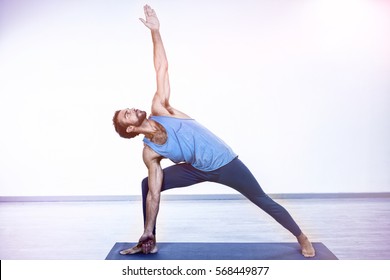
[134,110,147,126]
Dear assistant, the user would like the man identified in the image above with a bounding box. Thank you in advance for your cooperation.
[113,5,315,257]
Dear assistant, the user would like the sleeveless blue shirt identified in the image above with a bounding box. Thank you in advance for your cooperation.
[143,116,237,171]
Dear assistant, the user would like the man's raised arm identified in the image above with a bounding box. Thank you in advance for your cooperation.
[139,5,171,113]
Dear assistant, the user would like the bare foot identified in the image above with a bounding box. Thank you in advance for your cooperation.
[119,242,158,255]
[297,233,315,258]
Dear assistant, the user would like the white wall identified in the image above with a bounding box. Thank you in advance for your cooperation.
[0,0,389,196]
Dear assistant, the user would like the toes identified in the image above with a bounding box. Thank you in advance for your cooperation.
[302,249,316,258]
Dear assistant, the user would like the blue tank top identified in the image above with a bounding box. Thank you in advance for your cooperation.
[143,116,237,171]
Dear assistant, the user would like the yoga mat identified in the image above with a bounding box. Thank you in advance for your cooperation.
[105,242,338,260]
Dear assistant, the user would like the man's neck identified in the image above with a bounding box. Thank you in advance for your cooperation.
[143,119,167,144]
[139,118,158,137]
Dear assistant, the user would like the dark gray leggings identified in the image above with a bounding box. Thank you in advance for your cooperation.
[141,157,302,237]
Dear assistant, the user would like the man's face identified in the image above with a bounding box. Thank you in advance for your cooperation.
[118,108,147,128]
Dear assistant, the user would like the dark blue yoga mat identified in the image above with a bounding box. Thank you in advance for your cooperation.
[105,242,338,260]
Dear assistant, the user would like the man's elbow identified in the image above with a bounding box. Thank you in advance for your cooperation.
[156,63,168,73]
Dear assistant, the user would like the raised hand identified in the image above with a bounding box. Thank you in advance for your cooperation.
[139,5,160,31]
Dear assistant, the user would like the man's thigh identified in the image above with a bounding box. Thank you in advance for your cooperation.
[160,163,209,192]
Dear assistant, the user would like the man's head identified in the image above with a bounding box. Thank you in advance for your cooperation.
[112,108,147,139]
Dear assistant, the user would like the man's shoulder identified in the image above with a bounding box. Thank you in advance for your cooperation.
[143,144,164,161]
[151,103,191,119]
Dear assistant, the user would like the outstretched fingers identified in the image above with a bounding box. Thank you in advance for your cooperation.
[143,4,148,17]
[119,243,142,255]
[144,5,155,17]
[140,5,159,30]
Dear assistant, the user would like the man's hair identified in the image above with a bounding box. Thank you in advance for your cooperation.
[112,110,139,139]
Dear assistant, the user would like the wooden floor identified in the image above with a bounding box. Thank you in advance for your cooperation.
[1,196,389,260]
